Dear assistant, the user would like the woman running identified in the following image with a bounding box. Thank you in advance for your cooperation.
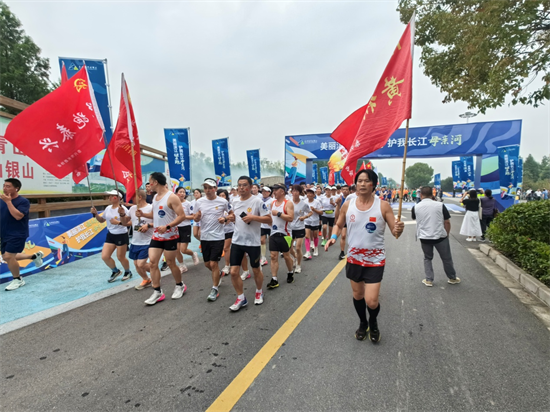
[190,188,202,242]
[304,187,323,259]
[175,187,200,273]
[289,185,312,273]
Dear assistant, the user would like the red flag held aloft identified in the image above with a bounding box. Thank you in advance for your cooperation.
[100,141,138,201]
[4,66,105,179]
[61,62,69,85]
[332,16,414,185]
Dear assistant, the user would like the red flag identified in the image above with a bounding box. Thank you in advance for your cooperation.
[112,74,142,193]
[4,66,105,179]
[332,16,414,184]
[61,62,69,85]
[100,143,138,201]
[359,161,367,171]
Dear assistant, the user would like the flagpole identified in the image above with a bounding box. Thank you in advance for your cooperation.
[85,173,95,208]
[103,133,120,194]
[131,139,139,203]
[397,119,410,228]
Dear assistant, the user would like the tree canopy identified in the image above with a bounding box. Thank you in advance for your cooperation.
[398,1,550,113]
[0,1,52,112]
[405,162,434,188]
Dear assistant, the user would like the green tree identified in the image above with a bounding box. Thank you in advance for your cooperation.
[398,1,550,114]
[523,154,541,183]
[0,2,53,113]
[441,176,454,192]
[405,162,434,188]
[539,155,550,180]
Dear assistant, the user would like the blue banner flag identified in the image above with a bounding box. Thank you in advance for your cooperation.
[498,145,519,198]
[452,161,462,190]
[517,157,523,190]
[434,173,441,189]
[164,128,191,191]
[212,138,231,187]
[381,176,388,186]
[312,163,319,184]
[460,157,475,189]
[320,167,329,185]
[246,149,261,184]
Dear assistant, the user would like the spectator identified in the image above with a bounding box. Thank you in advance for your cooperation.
[479,189,496,241]
[460,189,483,241]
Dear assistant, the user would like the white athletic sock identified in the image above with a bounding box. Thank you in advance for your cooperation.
[238,293,245,300]
[213,286,218,291]
[261,244,266,257]
[273,277,278,281]
[256,289,262,293]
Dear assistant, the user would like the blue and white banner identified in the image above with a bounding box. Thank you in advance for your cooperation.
[452,161,462,190]
[460,156,475,189]
[498,145,519,198]
[164,128,191,191]
[312,163,319,184]
[320,167,329,185]
[246,149,261,184]
[212,137,231,187]
[381,176,388,186]
[517,157,523,190]
[434,173,441,189]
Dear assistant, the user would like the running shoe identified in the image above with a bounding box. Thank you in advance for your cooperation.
[121,272,133,281]
[171,284,187,299]
[221,265,230,277]
[207,288,219,302]
[368,323,381,343]
[135,279,152,290]
[240,270,251,281]
[229,296,248,312]
[33,251,44,267]
[295,265,301,274]
[145,289,165,305]
[339,251,345,260]
[304,251,312,260]
[287,272,294,284]
[422,279,433,287]
[254,291,264,305]
[267,278,279,289]
[448,277,461,285]
[321,240,327,247]
[313,247,318,257]
[108,270,122,283]
[355,322,369,341]
[260,257,268,266]
[5,278,25,291]
[179,264,188,274]
[192,252,200,265]
[160,262,169,271]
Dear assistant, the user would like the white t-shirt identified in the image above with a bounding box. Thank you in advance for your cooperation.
[224,202,235,234]
[190,199,200,227]
[103,205,129,235]
[290,199,311,231]
[305,199,322,226]
[178,201,192,227]
[232,195,270,246]
[260,197,274,229]
[196,196,229,241]
[319,195,336,217]
[346,193,357,202]
[129,204,153,246]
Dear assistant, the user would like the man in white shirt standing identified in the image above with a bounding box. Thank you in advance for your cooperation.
[228,176,272,311]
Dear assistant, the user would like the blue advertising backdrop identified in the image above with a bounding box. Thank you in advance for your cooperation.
[212,138,231,187]
[312,163,318,184]
[381,176,388,186]
[434,173,441,188]
[452,161,462,190]
[164,128,191,190]
[460,157,475,189]
[246,149,261,184]
[517,157,523,190]
[320,167,329,185]
[498,145,520,198]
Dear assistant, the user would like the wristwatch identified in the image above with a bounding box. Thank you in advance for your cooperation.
[277,212,282,217]
[166,225,171,230]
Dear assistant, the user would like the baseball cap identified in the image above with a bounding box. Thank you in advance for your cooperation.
[261,186,272,193]
[272,184,286,192]
[104,190,123,198]
[331,186,337,190]
[305,188,315,193]
[203,178,217,188]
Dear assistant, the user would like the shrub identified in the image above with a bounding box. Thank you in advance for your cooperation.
[487,200,550,285]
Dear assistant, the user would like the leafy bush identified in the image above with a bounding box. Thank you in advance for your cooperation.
[487,200,550,286]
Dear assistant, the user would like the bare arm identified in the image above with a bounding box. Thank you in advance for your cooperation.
[325,201,349,250]
[1,196,25,220]
[282,201,294,222]
[167,194,185,227]
[381,201,404,238]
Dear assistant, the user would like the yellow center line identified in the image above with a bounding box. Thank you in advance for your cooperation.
[206,259,347,412]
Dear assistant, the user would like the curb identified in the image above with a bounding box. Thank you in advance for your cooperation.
[479,243,550,308]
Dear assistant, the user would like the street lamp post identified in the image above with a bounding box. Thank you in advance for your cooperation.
[459,111,477,123]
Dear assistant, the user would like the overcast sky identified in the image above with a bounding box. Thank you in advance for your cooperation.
[7,0,549,181]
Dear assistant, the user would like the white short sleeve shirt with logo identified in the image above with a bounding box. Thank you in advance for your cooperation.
[305,199,322,226]
[232,195,270,246]
[129,204,153,246]
[290,199,311,231]
[196,196,229,241]
[260,197,274,229]
[103,205,129,235]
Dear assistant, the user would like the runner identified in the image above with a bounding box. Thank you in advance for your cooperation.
[325,169,404,344]
[251,183,262,198]
[259,186,273,266]
[136,172,187,305]
[91,189,132,283]
[1,178,43,291]
[190,189,202,242]
[267,184,295,288]
[303,188,323,260]
[175,187,200,273]
[195,178,233,302]
[334,184,350,260]
[127,189,153,290]
[319,186,336,246]
[289,185,312,273]
[228,176,272,311]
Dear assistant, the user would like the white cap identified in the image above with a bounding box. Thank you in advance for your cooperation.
[203,178,217,188]
[262,186,272,193]
[104,190,123,198]
[331,186,337,190]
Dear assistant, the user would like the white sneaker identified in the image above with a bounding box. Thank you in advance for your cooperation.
[466,238,473,242]
[229,296,248,312]
[5,278,25,291]
[179,264,188,274]
[221,265,230,276]
[144,289,165,305]
[313,247,319,257]
[192,252,200,265]
[171,284,187,299]
[254,291,264,305]
[295,265,302,274]
[33,251,44,267]
[304,251,312,260]
[260,257,268,266]
[240,270,251,281]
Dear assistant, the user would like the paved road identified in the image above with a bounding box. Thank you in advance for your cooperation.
[1,208,548,412]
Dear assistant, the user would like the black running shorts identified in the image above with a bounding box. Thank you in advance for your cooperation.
[261,228,271,237]
[150,238,178,251]
[292,229,305,239]
[177,226,192,243]
[269,233,290,253]
[230,243,261,268]
[201,240,224,262]
[225,231,234,240]
[105,231,129,246]
[345,263,384,284]
[305,225,319,231]
[321,216,335,227]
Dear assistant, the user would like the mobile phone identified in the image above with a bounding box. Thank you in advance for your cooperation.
[240,211,251,225]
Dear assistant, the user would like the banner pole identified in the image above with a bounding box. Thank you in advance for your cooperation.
[85,173,94,208]
[104,135,120,194]
[397,119,410,227]
[131,139,139,203]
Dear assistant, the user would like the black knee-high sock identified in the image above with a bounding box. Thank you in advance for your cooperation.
[367,303,380,325]
[353,298,368,324]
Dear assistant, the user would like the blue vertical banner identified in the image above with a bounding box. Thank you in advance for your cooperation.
[434,173,441,189]
[452,161,462,190]
[164,128,191,191]
[381,176,388,186]
[320,167,329,185]
[498,145,519,198]
[246,149,261,184]
[460,156,475,189]
[212,137,231,187]
[312,163,319,184]
[517,157,523,191]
